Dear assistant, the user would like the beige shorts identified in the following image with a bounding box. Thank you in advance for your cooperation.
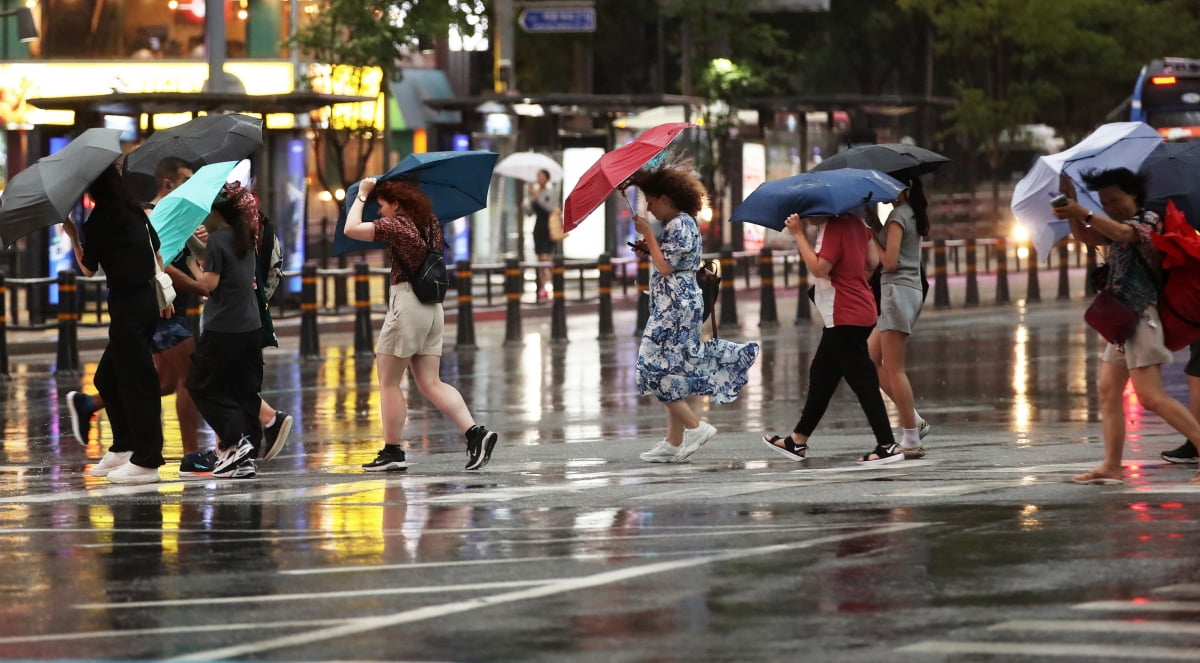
[1101,304,1174,369]
[376,282,444,358]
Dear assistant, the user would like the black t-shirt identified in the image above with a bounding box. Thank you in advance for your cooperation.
[81,201,159,291]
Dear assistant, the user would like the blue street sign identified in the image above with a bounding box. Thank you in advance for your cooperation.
[518,7,596,32]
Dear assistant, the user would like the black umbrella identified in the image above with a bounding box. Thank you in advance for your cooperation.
[123,113,263,195]
[811,143,950,180]
[0,127,123,247]
[1141,141,1200,230]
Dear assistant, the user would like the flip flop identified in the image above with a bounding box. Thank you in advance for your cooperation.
[1071,471,1124,485]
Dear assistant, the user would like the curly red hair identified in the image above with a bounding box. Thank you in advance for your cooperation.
[374,179,435,223]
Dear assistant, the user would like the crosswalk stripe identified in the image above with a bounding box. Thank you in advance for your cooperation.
[897,641,1200,659]
[991,619,1200,636]
[1075,600,1200,613]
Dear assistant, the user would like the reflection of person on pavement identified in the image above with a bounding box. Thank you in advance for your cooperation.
[867,177,932,459]
[347,177,499,472]
[627,167,759,464]
[1052,168,1200,484]
[104,502,164,631]
[763,211,903,467]
[1161,340,1200,467]
[523,169,559,300]
[60,165,168,483]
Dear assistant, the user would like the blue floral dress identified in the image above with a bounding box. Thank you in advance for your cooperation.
[636,213,760,404]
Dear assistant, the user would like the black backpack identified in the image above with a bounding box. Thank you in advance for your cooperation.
[410,220,448,304]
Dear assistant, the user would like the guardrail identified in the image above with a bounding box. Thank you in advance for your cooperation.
[0,237,1096,375]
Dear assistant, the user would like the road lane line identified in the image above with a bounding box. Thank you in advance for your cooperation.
[1075,600,1200,613]
[897,641,1200,659]
[991,619,1200,636]
[166,521,931,661]
[0,620,351,644]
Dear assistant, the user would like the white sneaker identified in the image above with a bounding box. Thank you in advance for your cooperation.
[918,419,932,440]
[674,422,717,462]
[212,437,255,478]
[106,462,160,484]
[89,450,132,477]
[639,439,679,463]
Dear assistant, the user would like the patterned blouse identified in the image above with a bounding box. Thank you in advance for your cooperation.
[373,213,443,286]
[1104,209,1161,311]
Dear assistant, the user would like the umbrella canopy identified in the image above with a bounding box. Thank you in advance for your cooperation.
[334,150,499,255]
[1140,141,1200,230]
[149,161,239,263]
[0,127,123,247]
[563,121,691,232]
[494,152,563,182]
[123,113,262,198]
[810,143,950,180]
[1150,200,1200,350]
[731,168,907,231]
[1011,121,1163,257]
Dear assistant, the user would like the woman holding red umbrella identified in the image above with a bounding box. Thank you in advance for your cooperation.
[628,166,760,463]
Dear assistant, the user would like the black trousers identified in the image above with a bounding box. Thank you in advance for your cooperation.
[186,329,263,452]
[96,290,164,468]
[794,325,895,447]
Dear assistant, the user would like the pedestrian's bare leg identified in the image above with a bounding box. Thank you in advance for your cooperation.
[409,354,475,433]
[1130,365,1200,445]
[377,353,412,445]
[1088,360,1128,480]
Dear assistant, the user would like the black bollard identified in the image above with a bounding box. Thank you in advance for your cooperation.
[1026,244,1041,303]
[1056,243,1071,300]
[1085,248,1098,296]
[0,272,8,379]
[758,247,779,328]
[995,238,1010,304]
[455,259,477,350]
[794,257,811,323]
[634,256,650,336]
[352,262,374,357]
[597,254,614,340]
[933,239,951,309]
[550,255,568,345]
[299,262,321,360]
[718,245,739,329]
[54,270,81,376]
[964,238,980,308]
[503,258,523,347]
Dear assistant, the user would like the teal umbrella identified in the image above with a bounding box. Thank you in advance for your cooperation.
[149,160,238,263]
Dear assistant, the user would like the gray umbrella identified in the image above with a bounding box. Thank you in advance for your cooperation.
[811,143,950,180]
[0,127,123,247]
[123,113,263,186]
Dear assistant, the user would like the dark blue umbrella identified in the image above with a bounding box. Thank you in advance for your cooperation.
[731,168,907,231]
[334,150,499,255]
[1141,141,1200,230]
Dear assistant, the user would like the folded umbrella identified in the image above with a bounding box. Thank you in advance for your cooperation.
[1140,141,1200,230]
[1011,121,1163,257]
[810,143,950,180]
[0,127,123,247]
[731,168,907,231]
[495,152,563,182]
[334,150,499,255]
[149,161,239,263]
[563,121,691,232]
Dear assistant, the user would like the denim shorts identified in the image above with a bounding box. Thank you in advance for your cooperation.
[150,313,193,354]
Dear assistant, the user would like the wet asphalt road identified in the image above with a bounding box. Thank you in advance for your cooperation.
[2,293,1200,662]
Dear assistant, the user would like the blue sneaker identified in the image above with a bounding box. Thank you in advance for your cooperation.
[65,391,97,446]
[179,450,217,478]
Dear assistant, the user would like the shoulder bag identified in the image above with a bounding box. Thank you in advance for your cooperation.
[146,225,176,310]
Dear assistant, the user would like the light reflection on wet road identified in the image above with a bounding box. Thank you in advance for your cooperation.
[2,301,1200,661]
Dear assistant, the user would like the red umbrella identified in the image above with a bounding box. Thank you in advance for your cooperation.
[562,121,691,232]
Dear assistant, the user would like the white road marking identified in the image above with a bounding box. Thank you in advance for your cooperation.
[166,521,930,661]
[1075,600,1200,613]
[991,619,1200,636]
[880,480,1032,497]
[897,641,1200,659]
[0,620,350,644]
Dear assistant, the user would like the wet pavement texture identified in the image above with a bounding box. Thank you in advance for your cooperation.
[3,298,1200,662]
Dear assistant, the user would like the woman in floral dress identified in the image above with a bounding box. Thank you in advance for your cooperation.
[629,167,760,463]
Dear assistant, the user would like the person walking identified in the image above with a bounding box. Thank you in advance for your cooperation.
[183,183,266,479]
[523,169,559,300]
[868,177,932,459]
[628,167,759,464]
[60,165,168,483]
[762,211,904,467]
[346,177,498,472]
[1052,168,1200,484]
[1161,340,1200,465]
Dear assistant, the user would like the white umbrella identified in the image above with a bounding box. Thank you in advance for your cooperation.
[494,152,563,182]
[1011,121,1163,257]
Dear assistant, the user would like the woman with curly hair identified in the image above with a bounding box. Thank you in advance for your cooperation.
[184,183,264,479]
[628,167,760,463]
[346,177,498,472]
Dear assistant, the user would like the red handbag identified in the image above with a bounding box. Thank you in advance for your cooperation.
[1084,289,1141,344]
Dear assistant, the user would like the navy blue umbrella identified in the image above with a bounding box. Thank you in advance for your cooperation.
[1141,141,1200,230]
[334,150,499,255]
[731,168,907,231]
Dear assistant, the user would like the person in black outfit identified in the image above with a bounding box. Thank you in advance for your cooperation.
[61,164,168,484]
[523,169,558,300]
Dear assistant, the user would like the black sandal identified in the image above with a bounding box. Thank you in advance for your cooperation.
[858,443,904,467]
[762,434,809,461]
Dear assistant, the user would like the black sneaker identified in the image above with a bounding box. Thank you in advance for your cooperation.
[465,425,498,471]
[1162,440,1199,464]
[179,450,217,478]
[261,410,293,462]
[212,436,255,478]
[362,445,408,472]
[65,391,97,446]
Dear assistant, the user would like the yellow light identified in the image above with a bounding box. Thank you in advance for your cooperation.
[317,190,333,202]
[1011,221,1029,243]
[1016,246,1029,260]
[168,0,178,8]
[335,188,346,201]
[698,205,713,223]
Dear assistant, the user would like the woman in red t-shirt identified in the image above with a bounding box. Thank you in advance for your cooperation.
[763,212,904,466]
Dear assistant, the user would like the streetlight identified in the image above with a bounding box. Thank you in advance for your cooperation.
[0,6,38,58]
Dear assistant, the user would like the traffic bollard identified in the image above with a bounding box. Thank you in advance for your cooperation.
[995,238,1010,304]
[964,238,980,307]
[299,262,321,360]
[0,272,8,379]
[634,256,649,336]
[597,253,614,340]
[1026,244,1041,303]
[1057,243,1071,300]
[54,270,80,375]
[718,245,739,329]
[455,259,477,350]
[1085,249,1098,296]
[933,239,951,309]
[503,258,523,347]
[758,247,779,327]
[550,255,568,345]
[794,259,811,323]
[352,262,374,357]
